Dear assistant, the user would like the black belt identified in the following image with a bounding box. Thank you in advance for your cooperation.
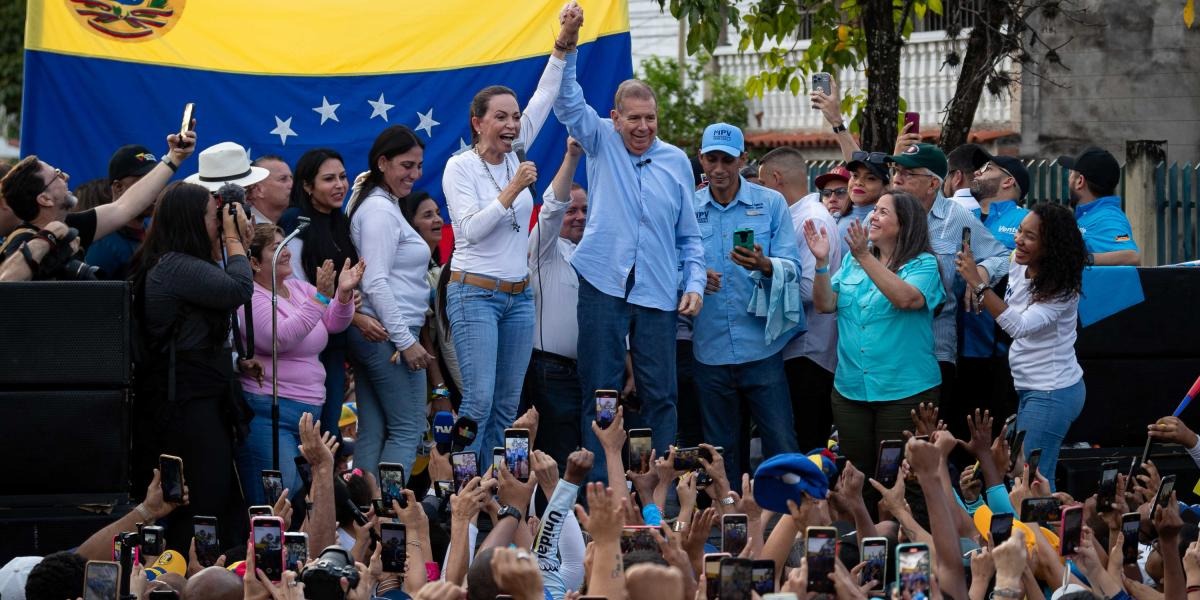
[532,349,577,367]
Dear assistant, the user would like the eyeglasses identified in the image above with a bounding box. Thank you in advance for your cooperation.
[819,187,849,198]
[889,166,935,180]
[40,168,67,194]
[851,151,890,165]
[980,161,1014,179]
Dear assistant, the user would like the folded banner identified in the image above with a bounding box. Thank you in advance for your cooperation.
[22,0,631,212]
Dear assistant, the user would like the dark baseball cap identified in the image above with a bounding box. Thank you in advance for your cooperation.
[1057,147,1120,192]
[972,148,1030,200]
[846,151,891,183]
[888,143,948,179]
[108,144,158,182]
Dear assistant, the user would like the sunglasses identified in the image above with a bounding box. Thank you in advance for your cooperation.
[981,161,1014,179]
[851,151,890,165]
[819,187,849,198]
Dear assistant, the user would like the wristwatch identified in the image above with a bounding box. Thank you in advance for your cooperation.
[720,496,736,506]
[972,281,988,298]
[831,123,847,134]
[497,505,523,522]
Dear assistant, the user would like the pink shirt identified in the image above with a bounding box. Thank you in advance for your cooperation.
[238,278,354,405]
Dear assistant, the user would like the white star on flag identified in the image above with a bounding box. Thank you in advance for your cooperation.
[270,116,297,145]
[313,96,340,125]
[455,137,472,155]
[368,93,394,121]
[416,108,440,137]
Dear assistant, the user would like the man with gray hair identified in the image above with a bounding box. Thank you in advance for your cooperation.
[554,44,706,480]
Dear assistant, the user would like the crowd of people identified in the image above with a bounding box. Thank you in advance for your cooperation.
[0,2,1183,599]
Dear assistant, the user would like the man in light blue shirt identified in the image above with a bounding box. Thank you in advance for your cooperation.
[691,123,802,488]
[553,51,706,480]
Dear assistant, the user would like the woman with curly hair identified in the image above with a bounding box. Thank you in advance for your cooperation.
[956,202,1087,490]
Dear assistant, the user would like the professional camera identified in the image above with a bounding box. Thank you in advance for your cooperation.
[215,182,249,218]
[299,546,360,600]
[39,228,98,281]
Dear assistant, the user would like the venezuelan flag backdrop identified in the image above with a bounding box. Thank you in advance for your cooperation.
[22,0,631,214]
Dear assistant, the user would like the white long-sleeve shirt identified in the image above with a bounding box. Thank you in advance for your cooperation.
[997,262,1084,391]
[782,192,842,371]
[528,187,579,358]
[443,55,564,280]
[350,188,430,351]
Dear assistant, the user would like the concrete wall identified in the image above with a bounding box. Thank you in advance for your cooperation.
[628,1,683,76]
[1019,0,1200,162]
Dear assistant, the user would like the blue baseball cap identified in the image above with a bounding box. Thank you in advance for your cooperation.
[700,123,745,157]
[752,452,829,514]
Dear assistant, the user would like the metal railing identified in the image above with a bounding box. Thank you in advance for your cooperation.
[801,158,1200,265]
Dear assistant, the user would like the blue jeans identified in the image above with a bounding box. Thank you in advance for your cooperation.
[319,331,348,443]
[694,352,799,490]
[346,326,428,480]
[577,275,678,483]
[236,392,312,506]
[446,281,534,460]
[1016,378,1086,492]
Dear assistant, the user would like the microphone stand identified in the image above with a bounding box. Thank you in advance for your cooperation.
[271,217,311,469]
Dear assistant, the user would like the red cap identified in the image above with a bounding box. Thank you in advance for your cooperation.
[814,165,851,188]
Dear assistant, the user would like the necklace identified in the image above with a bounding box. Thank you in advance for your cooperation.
[475,147,521,232]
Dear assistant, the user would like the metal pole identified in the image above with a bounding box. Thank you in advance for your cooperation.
[270,217,310,470]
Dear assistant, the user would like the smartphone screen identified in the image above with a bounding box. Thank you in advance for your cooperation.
[897,545,931,597]
[1007,430,1027,472]
[620,526,661,556]
[283,532,307,568]
[752,559,776,595]
[629,429,653,473]
[159,455,185,504]
[435,480,453,500]
[1098,464,1119,509]
[248,505,273,518]
[380,522,407,573]
[806,527,837,594]
[1151,475,1177,520]
[1060,506,1083,556]
[704,554,729,600]
[595,390,618,429]
[860,538,887,590]
[451,452,478,491]
[193,517,220,567]
[1020,497,1063,523]
[84,561,121,600]
[379,462,406,515]
[674,446,713,471]
[1121,513,1140,565]
[719,558,753,600]
[961,226,972,250]
[990,513,1014,547]
[876,441,903,486]
[492,448,505,477]
[261,470,284,506]
[1028,448,1043,477]
[252,517,284,582]
[722,515,749,555]
[139,525,164,557]
[179,103,195,135]
[504,429,531,482]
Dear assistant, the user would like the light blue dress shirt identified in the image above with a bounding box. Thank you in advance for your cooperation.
[691,178,803,366]
[1075,196,1138,254]
[553,52,706,311]
[831,252,946,401]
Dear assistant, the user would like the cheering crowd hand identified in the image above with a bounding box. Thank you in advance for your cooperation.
[845,220,870,259]
[893,121,921,155]
[809,75,843,124]
[531,450,559,500]
[297,412,335,469]
[803,219,831,263]
[491,548,545,600]
[335,258,365,302]
[575,482,625,545]
[1148,416,1199,447]
[593,406,627,453]
[910,402,942,436]
[315,259,336,298]
[165,126,197,163]
[564,448,594,486]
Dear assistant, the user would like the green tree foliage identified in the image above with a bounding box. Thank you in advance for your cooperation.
[639,55,749,156]
[0,0,25,139]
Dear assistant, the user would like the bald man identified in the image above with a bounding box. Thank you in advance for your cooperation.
[183,567,242,600]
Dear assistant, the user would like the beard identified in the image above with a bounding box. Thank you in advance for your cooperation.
[1068,189,1081,207]
[970,178,999,201]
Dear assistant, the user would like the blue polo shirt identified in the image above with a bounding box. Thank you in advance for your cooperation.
[691,177,803,366]
[831,252,945,401]
[961,199,1029,358]
[1075,196,1138,254]
[983,200,1029,250]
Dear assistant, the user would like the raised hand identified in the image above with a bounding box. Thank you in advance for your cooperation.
[803,219,831,263]
[575,482,624,545]
[846,219,869,258]
[315,259,336,298]
[335,258,365,301]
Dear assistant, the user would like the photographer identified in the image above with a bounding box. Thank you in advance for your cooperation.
[129,180,254,553]
[0,126,195,280]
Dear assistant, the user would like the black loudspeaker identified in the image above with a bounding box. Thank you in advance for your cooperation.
[1055,445,1198,504]
[0,281,130,387]
[1067,358,1200,448]
[0,504,133,565]
[1077,268,1200,360]
[0,389,129,504]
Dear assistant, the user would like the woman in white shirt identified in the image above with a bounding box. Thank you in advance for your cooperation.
[956,202,1088,490]
[440,7,581,457]
[345,125,433,478]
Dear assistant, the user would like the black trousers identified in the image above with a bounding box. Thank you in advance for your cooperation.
[520,350,583,472]
[784,356,836,452]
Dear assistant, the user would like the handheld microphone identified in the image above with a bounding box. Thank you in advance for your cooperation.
[636,157,653,168]
[451,416,478,453]
[433,411,455,454]
[512,141,538,199]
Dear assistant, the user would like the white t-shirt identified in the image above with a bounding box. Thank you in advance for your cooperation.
[997,262,1084,390]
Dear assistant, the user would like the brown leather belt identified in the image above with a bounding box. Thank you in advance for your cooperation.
[449,270,529,294]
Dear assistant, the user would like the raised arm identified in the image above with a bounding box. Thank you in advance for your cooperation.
[529,140,582,265]
[552,51,604,155]
[808,76,860,161]
[846,222,932,311]
[516,4,581,148]
[94,129,196,240]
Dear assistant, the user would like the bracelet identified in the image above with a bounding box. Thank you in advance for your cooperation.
[406,540,423,548]
[20,243,40,272]
[554,40,575,52]
[431,384,450,398]
[162,158,178,172]
[133,503,153,522]
[35,229,59,247]
[814,265,830,274]
[314,292,331,306]
[1188,586,1200,594]
[991,588,1022,599]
